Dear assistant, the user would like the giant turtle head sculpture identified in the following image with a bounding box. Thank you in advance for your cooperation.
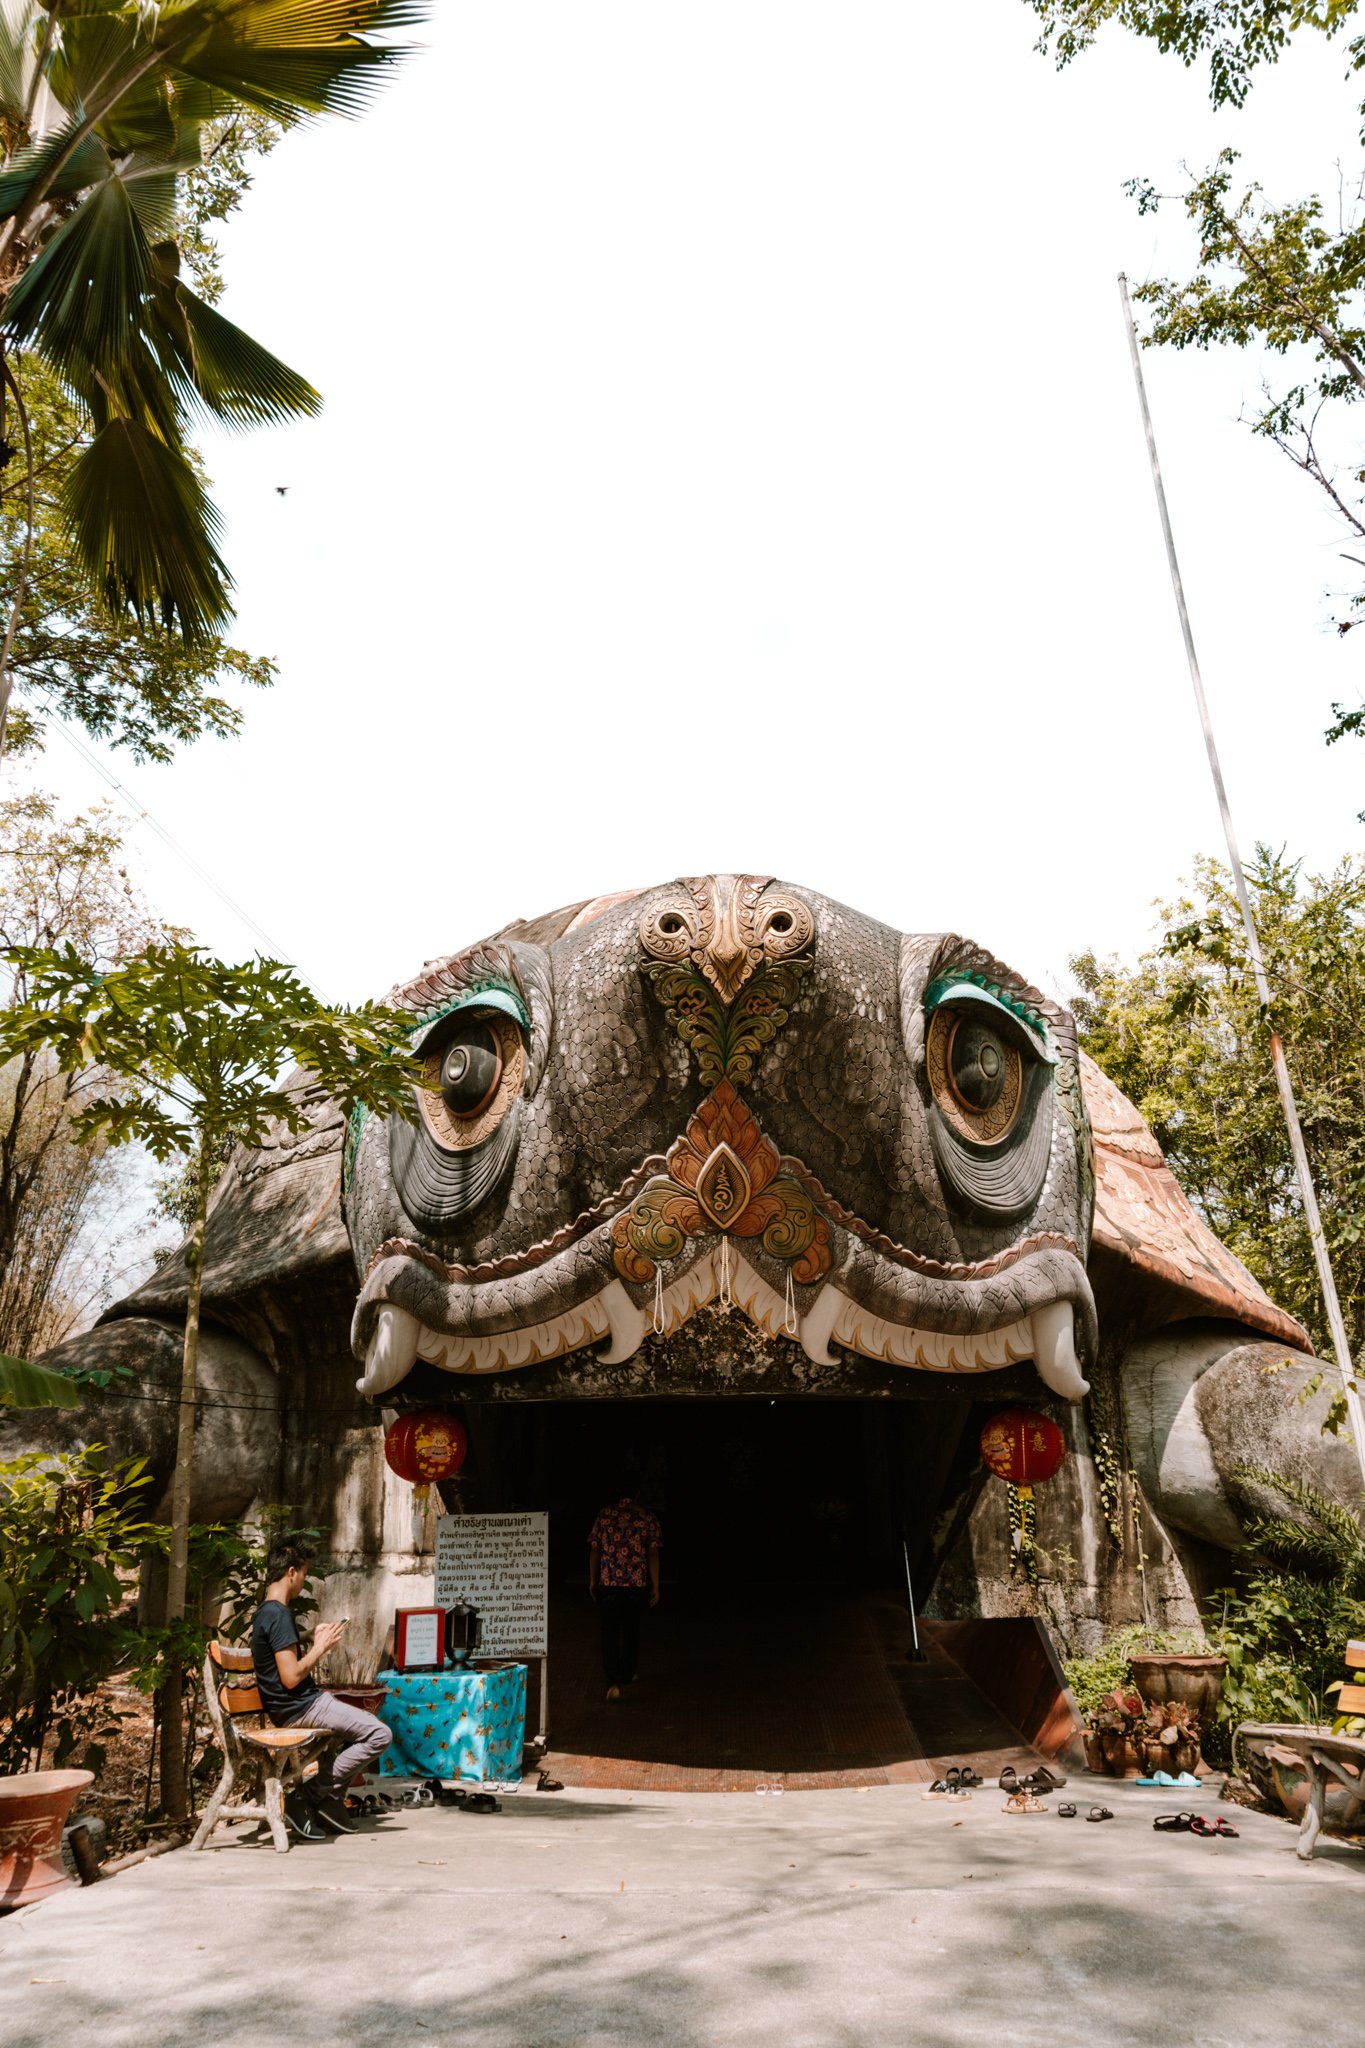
[346,875,1096,1405]
[9,873,1358,1650]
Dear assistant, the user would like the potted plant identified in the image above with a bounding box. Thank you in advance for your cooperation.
[1136,1698,1203,1778]
[1082,1687,1143,1776]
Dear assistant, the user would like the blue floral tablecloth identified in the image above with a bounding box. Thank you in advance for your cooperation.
[373,1665,527,1783]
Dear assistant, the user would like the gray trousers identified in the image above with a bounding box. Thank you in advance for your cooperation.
[293,1692,393,1796]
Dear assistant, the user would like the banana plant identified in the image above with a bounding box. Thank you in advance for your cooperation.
[0,0,421,746]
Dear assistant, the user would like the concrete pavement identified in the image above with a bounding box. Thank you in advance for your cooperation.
[2,1777,1362,2047]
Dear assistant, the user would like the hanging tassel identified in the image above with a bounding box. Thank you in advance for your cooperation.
[719,1235,733,1309]
[783,1266,797,1336]
[652,1267,666,1336]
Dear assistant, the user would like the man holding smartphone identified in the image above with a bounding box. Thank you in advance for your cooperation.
[250,1532,393,1841]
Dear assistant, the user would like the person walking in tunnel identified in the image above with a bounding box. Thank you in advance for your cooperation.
[588,1487,661,1702]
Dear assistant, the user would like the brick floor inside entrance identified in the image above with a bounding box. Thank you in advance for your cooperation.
[538,1588,1046,1792]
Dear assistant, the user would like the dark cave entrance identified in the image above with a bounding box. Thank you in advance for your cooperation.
[448,1392,1023,1786]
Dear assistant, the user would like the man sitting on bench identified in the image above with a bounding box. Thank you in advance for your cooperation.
[250,1532,393,1841]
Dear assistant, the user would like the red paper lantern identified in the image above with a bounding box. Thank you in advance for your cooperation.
[384,1411,468,1498]
[979,1407,1065,1498]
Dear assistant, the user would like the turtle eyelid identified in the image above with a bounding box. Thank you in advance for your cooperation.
[923,975,1056,1064]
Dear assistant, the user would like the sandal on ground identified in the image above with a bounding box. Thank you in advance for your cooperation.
[462,1792,500,1814]
[1025,1764,1067,1792]
[922,1780,970,1801]
[1085,1805,1115,1822]
[958,1766,982,1788]
[1189,1814,1236,1837]
[1003,1790,1048,1814]
[998,1766,1021,1794]
[921,1781,952,1800]
[1153,1811,1195,1832]
[945,1767,962,1792]
[1057,1802,1077,1817]
[536,1770,564,1793]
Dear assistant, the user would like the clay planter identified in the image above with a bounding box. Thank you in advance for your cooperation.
[1083,1729,1134,1777]
[0,1770,94,1911]
[1128,1655,1227,1720]
[322,1683,388,1716]
[1138,1736,1202,1779]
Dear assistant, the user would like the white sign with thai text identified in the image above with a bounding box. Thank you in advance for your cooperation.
[434,1511,548,1656]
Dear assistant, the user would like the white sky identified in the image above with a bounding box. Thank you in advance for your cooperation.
[27,1,1365,1009]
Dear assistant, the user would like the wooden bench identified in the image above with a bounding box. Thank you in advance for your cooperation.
[190,1644,338,1855]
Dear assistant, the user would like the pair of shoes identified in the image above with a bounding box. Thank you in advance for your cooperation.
[1002,1790,1048,1815]
[1189,1814,1238,1837]
[753,1783,786,1797]
[922,1779,972,1801]
[283,1791,328,1843]
[605,1685,621,1702]
[311,1793,360,1835]
[1000,1763,1066,1795]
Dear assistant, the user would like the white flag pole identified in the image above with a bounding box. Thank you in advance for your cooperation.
[1118,272,1365,1487]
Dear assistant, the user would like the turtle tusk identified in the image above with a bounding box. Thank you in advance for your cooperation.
[1030,1299,1089,1401]
[357,1303,421,1396]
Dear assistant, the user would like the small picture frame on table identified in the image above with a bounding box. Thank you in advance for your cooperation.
[393,1606,445,1673]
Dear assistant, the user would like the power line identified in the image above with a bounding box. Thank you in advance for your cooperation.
[29,699,332,996]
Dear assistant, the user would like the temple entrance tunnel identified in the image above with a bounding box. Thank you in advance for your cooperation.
[447,1392,1072,1791]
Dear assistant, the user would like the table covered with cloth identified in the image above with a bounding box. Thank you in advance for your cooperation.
[373,1664,527,1783]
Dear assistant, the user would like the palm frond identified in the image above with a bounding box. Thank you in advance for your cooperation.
[160,280,321,425]
[170,38,404,121]
[50,13,177,155]
[3,173,153,375]
[0,123,111,221]
[162,0,428,41]
[62,416,233,640]
[0,0,42,127]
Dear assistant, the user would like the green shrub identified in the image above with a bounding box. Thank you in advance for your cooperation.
[0,1448,152,1775]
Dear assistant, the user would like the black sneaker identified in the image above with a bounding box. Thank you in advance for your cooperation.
[284,1791,328,1843]
[310,1793,360,1834]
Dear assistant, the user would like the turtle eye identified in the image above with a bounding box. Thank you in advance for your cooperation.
[417,1010,525,1153]
[927,1007,1025,1145]
[439,1022,502,1119]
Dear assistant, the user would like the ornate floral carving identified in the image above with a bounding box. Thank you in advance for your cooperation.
[611,1081,830,1285]
[643,956,811,1089]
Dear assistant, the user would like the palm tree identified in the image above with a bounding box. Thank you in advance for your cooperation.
[0,0,420,751]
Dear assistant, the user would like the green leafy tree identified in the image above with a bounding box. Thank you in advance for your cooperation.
[1215,1465,1365,1733]
[0,791,180,1357]
[1072,847,1365,1387]
[1024,0,1365,667]
[0,0,421,752]
[2,358,275,759]
[0,942,423,1815]
[0,1445,152,1775]
[1026,2,1365,112]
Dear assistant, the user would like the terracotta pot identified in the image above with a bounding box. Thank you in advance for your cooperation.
[1139,1736,1202,1779]
[1128,1655,1227,1719]
[0,1770,94,1911]
[322,1683,388,1717]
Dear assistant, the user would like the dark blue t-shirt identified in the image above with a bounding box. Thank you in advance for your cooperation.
[250,1600,321,1725]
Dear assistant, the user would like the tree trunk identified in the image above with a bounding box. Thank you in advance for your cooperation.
[156,1137,210,1821]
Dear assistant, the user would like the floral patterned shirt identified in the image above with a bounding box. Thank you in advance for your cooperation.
[589,1500,662,1589]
